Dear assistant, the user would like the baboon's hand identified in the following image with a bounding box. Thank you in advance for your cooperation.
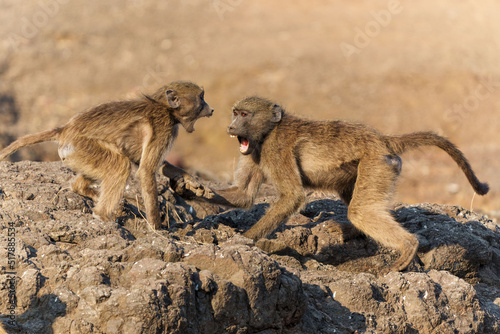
[171,174,214,199]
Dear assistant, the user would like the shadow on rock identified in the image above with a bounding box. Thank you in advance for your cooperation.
[1,293,67,334]
[191,197,500,284]
[394,203,500,285]
[1,162,499,333]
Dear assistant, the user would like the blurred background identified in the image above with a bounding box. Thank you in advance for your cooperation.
[0,0,498,213]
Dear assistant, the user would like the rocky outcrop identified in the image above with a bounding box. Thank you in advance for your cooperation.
[0,161,499,333]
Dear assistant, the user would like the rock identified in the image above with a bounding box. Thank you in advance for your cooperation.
[183,242,306,331]
[0,161,499,333]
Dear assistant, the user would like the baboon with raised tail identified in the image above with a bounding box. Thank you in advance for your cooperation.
[186,96,488,273]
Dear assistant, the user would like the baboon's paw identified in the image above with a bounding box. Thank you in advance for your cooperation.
[92,209,118,223]
[388,239,419,273]
[172,174,214,199]
[255,238,287,254]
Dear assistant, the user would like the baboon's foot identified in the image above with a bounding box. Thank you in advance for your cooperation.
[255,238,287,254]
[385,238,419,274]
[77,188,99,202]
[92,211,108,222]
[92,208,120,223]
[243,227,262,241]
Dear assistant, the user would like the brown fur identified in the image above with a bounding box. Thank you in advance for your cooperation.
[196,96,488,273]
[0,81,214,229]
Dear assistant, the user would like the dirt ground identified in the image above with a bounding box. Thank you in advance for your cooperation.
[0,0,498,212]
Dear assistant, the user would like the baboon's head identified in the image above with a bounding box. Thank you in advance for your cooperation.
[228,97,283,155]
[154,81,214,133]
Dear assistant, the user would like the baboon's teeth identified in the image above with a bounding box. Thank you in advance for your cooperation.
[229,135,236,138]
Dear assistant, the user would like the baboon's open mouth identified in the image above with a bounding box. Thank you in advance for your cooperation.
[229,135,250,154]
[238,137,249,153]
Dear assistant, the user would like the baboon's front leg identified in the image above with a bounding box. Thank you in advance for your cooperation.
[137,142,167,230]
[242,159,304,239]
[243,192,305,240]
[195,171,264,209]
[209,158,265,208]
[137,167,161,229]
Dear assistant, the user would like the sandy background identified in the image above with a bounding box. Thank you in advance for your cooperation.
[0,0,498,212]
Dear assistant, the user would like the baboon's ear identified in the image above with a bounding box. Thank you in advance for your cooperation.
[271,104,282,123]
[166,89,180,109]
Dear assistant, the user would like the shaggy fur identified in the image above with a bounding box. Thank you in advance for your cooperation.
[0,81,214,229]
[202,96,488,272]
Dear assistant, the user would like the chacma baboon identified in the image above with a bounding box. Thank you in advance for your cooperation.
[0,81,214,229]
[189,96,489,272]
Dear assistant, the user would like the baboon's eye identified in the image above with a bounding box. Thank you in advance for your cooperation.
[233,111,238,117]
[241,112,248,117]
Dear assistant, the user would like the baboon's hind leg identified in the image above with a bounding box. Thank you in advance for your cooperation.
[71,174,99,201]
[347,157,418,273]
[93,154,131,221]
[64,139,131,222]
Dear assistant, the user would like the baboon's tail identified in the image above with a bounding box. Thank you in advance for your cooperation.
[0,127,63,161]
[384,131,489,195]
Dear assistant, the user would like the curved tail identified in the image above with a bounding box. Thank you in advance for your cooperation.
[0,127,63,161]
[384,131,489,195]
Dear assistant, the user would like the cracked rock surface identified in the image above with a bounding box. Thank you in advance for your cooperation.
[0,161,499,333]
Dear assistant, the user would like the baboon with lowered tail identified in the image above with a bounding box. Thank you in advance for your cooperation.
[189,96,489,273]
[0,81,214,229]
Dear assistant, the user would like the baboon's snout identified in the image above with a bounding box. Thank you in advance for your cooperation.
[201,107,214,118]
